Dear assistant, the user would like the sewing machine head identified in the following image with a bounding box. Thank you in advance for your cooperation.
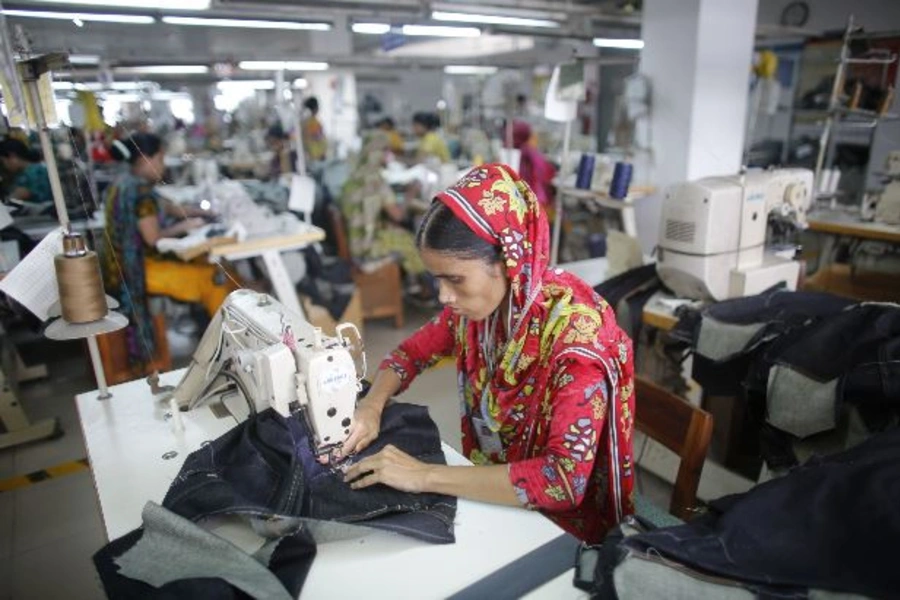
[171,290,365,460]
[657,168,814,300]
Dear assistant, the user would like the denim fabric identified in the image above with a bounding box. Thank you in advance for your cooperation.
[622,429,900,599]
[94,523,316,599]
[164,401,457,544]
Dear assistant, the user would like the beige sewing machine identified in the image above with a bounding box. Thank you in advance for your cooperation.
[171,289,365,460]
[657,168,814,301]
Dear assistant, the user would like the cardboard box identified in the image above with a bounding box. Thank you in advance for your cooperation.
[300,288,364,340]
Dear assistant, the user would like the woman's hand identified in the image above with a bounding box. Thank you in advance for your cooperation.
[340,399,383,457]
[170,217,205,236]
[343,444,433,493]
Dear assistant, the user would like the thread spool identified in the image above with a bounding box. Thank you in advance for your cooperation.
[575,153,595,190]
[54,233,108,324]
[609,162,633,199]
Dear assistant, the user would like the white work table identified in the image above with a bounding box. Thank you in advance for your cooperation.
[76,369,583,599]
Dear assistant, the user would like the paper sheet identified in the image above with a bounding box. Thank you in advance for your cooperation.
[0,227,63,321]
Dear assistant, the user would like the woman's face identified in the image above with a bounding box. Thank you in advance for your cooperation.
[420,248,508,322]
[135,151,165,183]
[412,122,426,138]
[0,154,25,173]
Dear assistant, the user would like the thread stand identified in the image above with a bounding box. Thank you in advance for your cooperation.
[16,54,128,400]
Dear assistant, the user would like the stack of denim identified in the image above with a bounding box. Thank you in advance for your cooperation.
[94,402,457,598]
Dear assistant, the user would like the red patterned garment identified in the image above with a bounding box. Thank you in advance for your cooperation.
[382,163,635,543]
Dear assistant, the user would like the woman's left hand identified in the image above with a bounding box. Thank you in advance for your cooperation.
[343,444,433,493]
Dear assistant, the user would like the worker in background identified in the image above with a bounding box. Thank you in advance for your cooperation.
[302,96,327,162]
[510,120,556,208]
[265,123,297,180]
[340,131,433,302]
[103,132,239,367]
[412,112,451,164]
[0,138,53,205]
[339,164,635,543]
[376,117,406,155]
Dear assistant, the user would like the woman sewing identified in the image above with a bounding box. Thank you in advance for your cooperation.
[102,132,238,363]
[412,112,451,164]
[0,137,52,205]
[341,131,433,300]
[341,164,635,543]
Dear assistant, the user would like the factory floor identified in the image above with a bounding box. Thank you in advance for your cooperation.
[0,306,674,600]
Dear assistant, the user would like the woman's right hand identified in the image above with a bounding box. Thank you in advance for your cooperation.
[339,398,384,458]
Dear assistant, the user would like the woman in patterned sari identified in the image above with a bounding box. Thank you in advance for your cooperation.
[342,163,635,543]
[339,131,429,296]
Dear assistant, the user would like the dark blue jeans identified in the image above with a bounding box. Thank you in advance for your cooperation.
[163,401,457,543]
[622,428,900,599]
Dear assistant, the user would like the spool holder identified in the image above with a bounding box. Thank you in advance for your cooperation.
[18,54,127,400]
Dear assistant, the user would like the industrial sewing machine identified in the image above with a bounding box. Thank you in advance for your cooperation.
[171,289,365,460]
[657,168,814,300]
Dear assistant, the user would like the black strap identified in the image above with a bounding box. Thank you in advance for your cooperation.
[447,533,581,600]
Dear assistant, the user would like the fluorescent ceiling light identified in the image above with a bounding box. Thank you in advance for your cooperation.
[2,9,154,24]
[27,0,209,9]
[217,80,276,90]
[162,16,330,31]
[402,24,480,37]
[239,61,328,71]
[352,22,390,35]
[115,65,209,75]
[432,11,558,28]
[593,38,644,49]
[69,54,100,65]
[293,78,308,89]
[444,65,498,75]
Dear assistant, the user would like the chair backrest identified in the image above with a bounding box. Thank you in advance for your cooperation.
[634,375,714,521]
[327,204,352,261]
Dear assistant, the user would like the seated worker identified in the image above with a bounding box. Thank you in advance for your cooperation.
[340,131,433,300]
[340,164,636,543]
[102,132,239,365]
[376,117,406,155]
[302,97,327,162]
[0,138,52,206]
[412,112,451,164]
[510,120,556,208]
[265,123,298,180]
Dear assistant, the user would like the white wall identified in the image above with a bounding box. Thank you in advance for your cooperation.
[757,0,900,32]
[635,0,759,255]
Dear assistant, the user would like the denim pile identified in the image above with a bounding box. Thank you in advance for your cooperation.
[94,402,457,598]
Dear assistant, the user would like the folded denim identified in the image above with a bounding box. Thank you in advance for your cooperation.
[621,429,900,598]
[164,401,457,543]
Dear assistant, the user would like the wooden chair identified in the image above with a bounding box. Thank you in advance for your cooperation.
[96,309,172,386]
[635,375,714,521]
[328,204,404,328]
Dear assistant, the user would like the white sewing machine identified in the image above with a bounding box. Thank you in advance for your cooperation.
[171,289,364,460]
[657,168,814,301]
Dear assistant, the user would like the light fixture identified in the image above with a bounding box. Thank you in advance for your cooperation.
[432,11,559,28]
[115,65,209,75]
[69,54,101,65]
[1,9,155,24]
[162,16,330,31]
[27,0,210,9]
[238,61,329,71]
[592,38,644,49]
[217,80,276,90]
[401,24,480,37]
[293,78,308,89]
[444,65,498,75]
[352,22,391,35]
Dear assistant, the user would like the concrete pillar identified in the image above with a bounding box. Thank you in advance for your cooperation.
[634,0,759,254]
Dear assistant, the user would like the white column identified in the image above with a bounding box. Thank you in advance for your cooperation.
[634,0,759,255]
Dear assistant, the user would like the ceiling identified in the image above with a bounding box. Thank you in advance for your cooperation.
[1,0,641,79]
